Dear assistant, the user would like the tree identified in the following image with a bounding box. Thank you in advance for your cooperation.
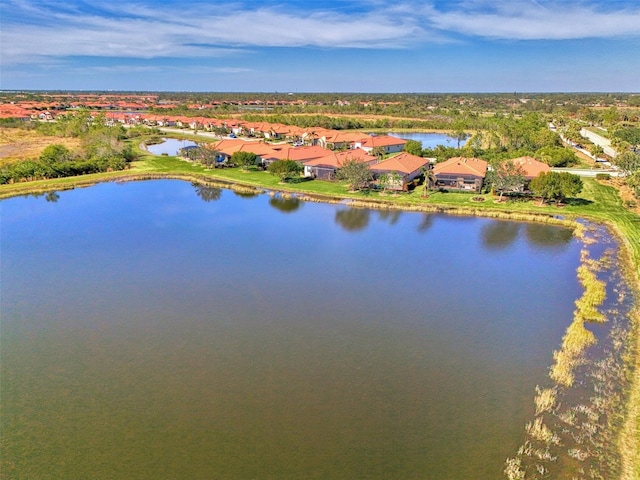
[403,139,423,156]
[378,171,390,193]
[491,160,526,201]
[612,151,640,177]
[39,144,73,165]
[267,159,302,182]
[186,146,219,167]
[422,167,437,195]
[336,158,373,191]
[452,120,468,148]
[371,146,386,161]
[529,171,583,206]
[627,171,640,199]
[231,151,258,171]
[589,144,605,161]
[535,146,578,167]
[612,127,640,150]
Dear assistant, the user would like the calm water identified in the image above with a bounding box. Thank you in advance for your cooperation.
[1,180,583,479]
[389,132,460,149]
[146,138,198,156]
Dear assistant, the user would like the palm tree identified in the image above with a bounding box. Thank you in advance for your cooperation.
[422,167,437,195]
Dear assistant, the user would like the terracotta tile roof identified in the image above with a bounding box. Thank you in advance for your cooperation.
[432,157,488,177]
[303,148,377,168]
[267,145,332,162]
[370,152,430,175]
[323,131,369,144]
[360,135,407,148]
[209,139,252,152]
[510,156,550,179]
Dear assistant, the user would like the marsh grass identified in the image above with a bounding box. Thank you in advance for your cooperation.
[507,225,633,479]
[534,387,557,416]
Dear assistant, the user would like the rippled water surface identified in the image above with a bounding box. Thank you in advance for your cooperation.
[1,180,583,479]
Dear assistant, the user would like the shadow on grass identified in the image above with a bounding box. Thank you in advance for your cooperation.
[564,197,594,207]
[285,177,314,184]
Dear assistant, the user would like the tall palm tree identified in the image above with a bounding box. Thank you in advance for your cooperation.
[422,167,437,195]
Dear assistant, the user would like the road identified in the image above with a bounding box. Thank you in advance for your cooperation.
[580,128,617,158]
[551,167,621,178]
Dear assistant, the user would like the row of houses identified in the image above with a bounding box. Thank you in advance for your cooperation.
[111,112,409,153]
[199,137,550,191]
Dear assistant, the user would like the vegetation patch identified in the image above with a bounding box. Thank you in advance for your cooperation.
[506,226,635,479]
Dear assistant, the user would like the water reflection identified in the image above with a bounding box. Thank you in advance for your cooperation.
[335,207,370,232]
[233,191,260,199]
[481,221,521,250]
[192,183,222,202]
[479,220,573,251]
[44,192,59,202]
[417,214,436,233]
[377,209,402,225]
[269,195,303,214]
[525,223,573,249]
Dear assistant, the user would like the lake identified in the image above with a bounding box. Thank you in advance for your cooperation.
[1,180,587,479]
[389,132,461,149]
[146,138,198,156]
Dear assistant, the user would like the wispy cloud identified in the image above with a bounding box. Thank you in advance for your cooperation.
[0,0,425,66]
[1,0,639,68]
[423,0,640,40]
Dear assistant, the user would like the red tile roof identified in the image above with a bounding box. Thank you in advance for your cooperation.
[360,135,407,148]
[432,157,488,177]
[370,152,430,175]
[510,156,551,179]
[303,148,377,168]
[268,145,331,162]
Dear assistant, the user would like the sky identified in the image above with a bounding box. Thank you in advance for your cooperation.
[1,0,639,93]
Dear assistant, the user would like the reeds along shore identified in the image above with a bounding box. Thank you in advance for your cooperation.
[505,223,637,480]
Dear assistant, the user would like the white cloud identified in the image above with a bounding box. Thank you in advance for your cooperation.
[423,0,640,40]
[1,0,639,68]
[0,1,426,66]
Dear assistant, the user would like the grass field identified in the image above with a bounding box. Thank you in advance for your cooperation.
[0,127,82,165]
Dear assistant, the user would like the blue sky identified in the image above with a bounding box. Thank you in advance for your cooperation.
[1,0,639,92]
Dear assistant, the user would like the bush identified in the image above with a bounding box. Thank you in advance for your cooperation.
[595,173,611,180]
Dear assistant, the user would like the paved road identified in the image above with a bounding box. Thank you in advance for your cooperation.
[551,167,621,178]
[580,128,617,157]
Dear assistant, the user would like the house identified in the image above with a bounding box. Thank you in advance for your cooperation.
[432,157,488,192]
[208,139,272,163]
[509,156,550,180]
[261,145,332,166]
[354,135,407,154]
[303,148,377,180]
[322,131,369,150]
[370,152,431,190]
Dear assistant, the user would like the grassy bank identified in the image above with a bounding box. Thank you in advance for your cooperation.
[2,151,639,476]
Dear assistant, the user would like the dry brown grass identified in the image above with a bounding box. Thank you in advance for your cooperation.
[0,128,81,165]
